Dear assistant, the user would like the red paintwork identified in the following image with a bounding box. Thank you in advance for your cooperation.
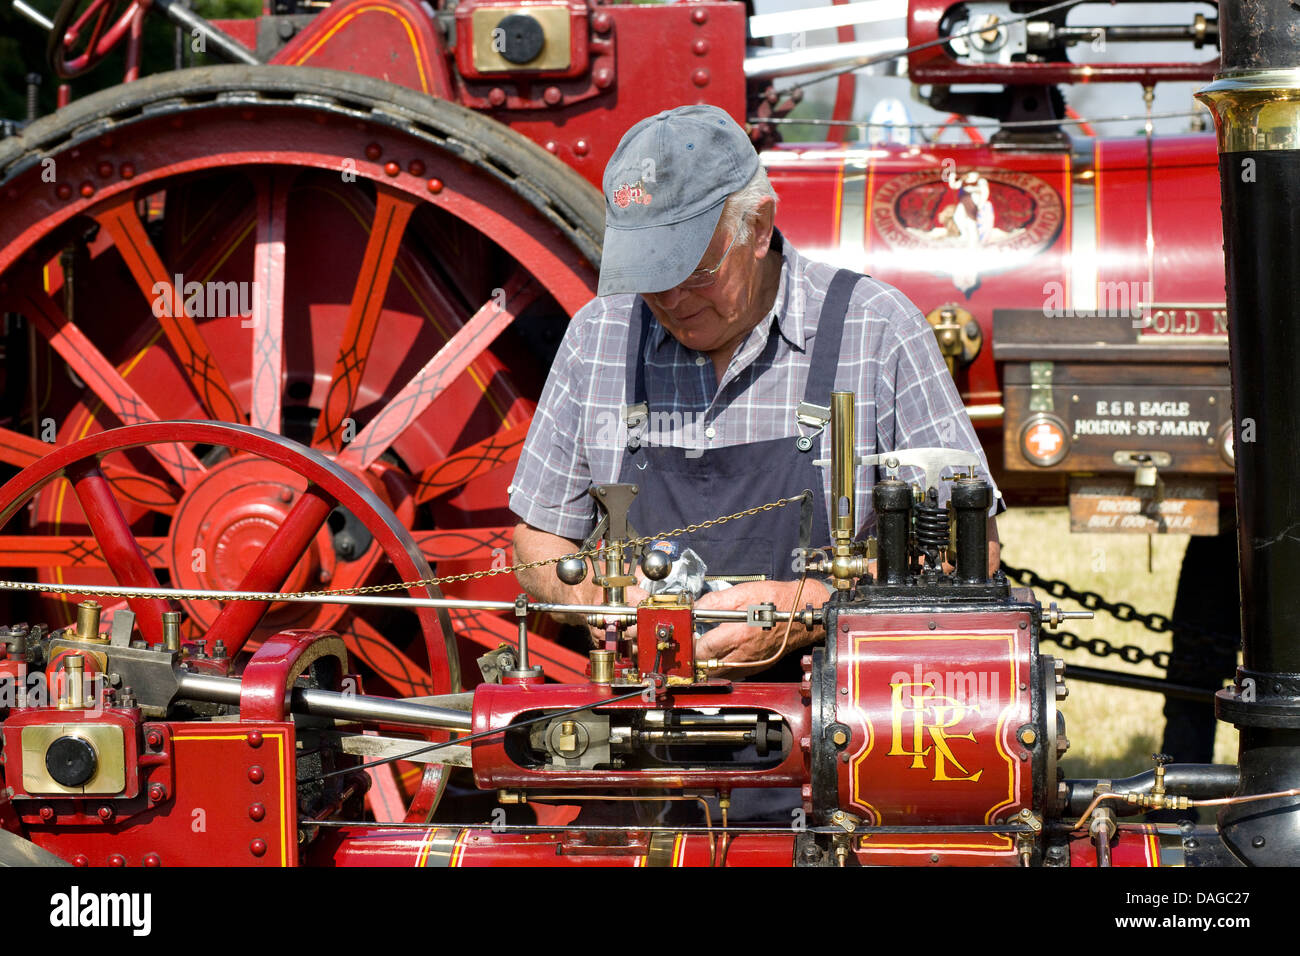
[635,602,695,681]
[835,610,1036,844]
[316,825,796,866]
[275,0,746,188]
[237,629,349,721]
[1068,824,1184,867]
[765,134,1226,409]
[470,681,810,790]
[20,721,299,867]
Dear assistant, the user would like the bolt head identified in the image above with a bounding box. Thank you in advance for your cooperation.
[250,838,268,857]
[149,783,166,802]
[248,764,265,784]
[249,802,266,822]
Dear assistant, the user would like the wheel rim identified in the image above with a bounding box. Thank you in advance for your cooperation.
[0,66,602,698]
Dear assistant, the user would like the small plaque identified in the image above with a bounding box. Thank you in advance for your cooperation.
[1069,477,1219,535]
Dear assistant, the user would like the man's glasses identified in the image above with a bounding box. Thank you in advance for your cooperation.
[678,231,739,288]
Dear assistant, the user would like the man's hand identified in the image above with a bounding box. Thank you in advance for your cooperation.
[693,579,830,678]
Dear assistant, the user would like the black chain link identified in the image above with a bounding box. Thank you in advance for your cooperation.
[1041,629,1173,669]
[1002,562,1239,670]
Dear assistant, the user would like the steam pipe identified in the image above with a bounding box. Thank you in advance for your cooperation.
[1197,0,1300,865]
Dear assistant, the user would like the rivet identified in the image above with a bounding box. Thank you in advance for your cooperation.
[928,621,937,630]
[692,38,710,55]
[544,141,558,153]
[840,622,849,632]
[592,11,611,31]
[149,783,166,802]
[1019,752,1028,761]
[79,181,95,198]
[543,86,563,105]
[1019,682,1028,691]
[39,806,54,821]
[1252,835,1265,848]
[278,488,293,503]
[384,161,400,177]
[364,143,382,160]
[840,687,849,695]
[249,802,266,821]
[408,159,425,176]
[691,7,707,23]
[574,139,590,157]
[427,178,444,194]
[691,68,710,87]
[72,854,89,867]
[107,854,126,867]
[488,87,507,107]
[840,752,850,763]
[319,569,332,584]
[97,805,114,821]
[250,838,267,857]
[248,730,263,748]
[1019,620,1027,629]
[593,67,614,89]
[929,853,939,863]
[248,765,264,783]
[96,161,113,178]
[56,184,72,200]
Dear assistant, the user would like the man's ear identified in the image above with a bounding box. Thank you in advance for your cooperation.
[751,196,777,258]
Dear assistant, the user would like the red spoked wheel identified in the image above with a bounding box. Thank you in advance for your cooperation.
[0,66,600,715]
[47,0,146,79]
[0,419,461,819]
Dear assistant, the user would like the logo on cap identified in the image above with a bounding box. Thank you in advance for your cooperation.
[612,180,653,209]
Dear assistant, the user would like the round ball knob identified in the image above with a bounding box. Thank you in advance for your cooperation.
[556,556,587,586]
[641,549,672,582]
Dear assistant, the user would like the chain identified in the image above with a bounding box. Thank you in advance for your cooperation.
[1040,629,1173,670]
[1001,562,1238,654]
[0,496,803,604]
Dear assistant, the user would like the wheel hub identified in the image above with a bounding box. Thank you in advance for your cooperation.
[169,455,336,632]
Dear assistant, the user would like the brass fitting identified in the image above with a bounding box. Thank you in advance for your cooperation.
[75,601,106,643]
[162,611,183,652]
[589,649,615,685]
[61,654,85,710]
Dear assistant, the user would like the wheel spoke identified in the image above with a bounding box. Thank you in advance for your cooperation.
[313,187,418,451]
[249,170,292,434]
[338,617,439,698]
[413,422,530,505]
[67,461,171,646]
[413,526,512,563]
[0,535,167,568]
[339,274,538,468]
[203,486,336,655]
[0,426,177,513]
[445,607,588,684]
[93,193,245,423]
[7,288,205,487]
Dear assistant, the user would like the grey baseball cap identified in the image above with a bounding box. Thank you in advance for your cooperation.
[598,105,760,296]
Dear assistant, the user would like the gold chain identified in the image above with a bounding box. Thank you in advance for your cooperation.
[0,496,802,604]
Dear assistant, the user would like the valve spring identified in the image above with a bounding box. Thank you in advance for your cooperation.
[915,490,948,564]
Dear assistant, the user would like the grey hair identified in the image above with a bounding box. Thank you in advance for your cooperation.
[718,165,778,246]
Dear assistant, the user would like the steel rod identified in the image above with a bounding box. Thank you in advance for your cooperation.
[175,672,474,731]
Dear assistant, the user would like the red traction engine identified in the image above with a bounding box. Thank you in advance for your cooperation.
[0,397,1231,867]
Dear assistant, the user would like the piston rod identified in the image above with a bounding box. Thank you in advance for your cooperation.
[175,672,473,732]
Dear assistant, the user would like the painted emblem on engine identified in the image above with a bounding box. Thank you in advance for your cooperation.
[612,181,653,208]
[871,167,1063,296]
[887,679,984,782]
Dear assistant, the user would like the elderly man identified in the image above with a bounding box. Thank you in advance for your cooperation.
[509,104,1003,675]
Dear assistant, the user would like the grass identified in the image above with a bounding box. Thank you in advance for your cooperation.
[998,507,1239,779]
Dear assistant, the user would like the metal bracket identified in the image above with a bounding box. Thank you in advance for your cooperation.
[794,401,831,452]
[1029,361,1055,412]
[623,402,649,450]
[745,603,778,630]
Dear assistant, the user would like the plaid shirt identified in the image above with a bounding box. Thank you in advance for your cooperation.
[509,232,1004,542]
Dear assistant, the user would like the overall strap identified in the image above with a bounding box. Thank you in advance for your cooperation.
[803,269,860,406]
[794,269,861,451]
[623,298,655,446]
